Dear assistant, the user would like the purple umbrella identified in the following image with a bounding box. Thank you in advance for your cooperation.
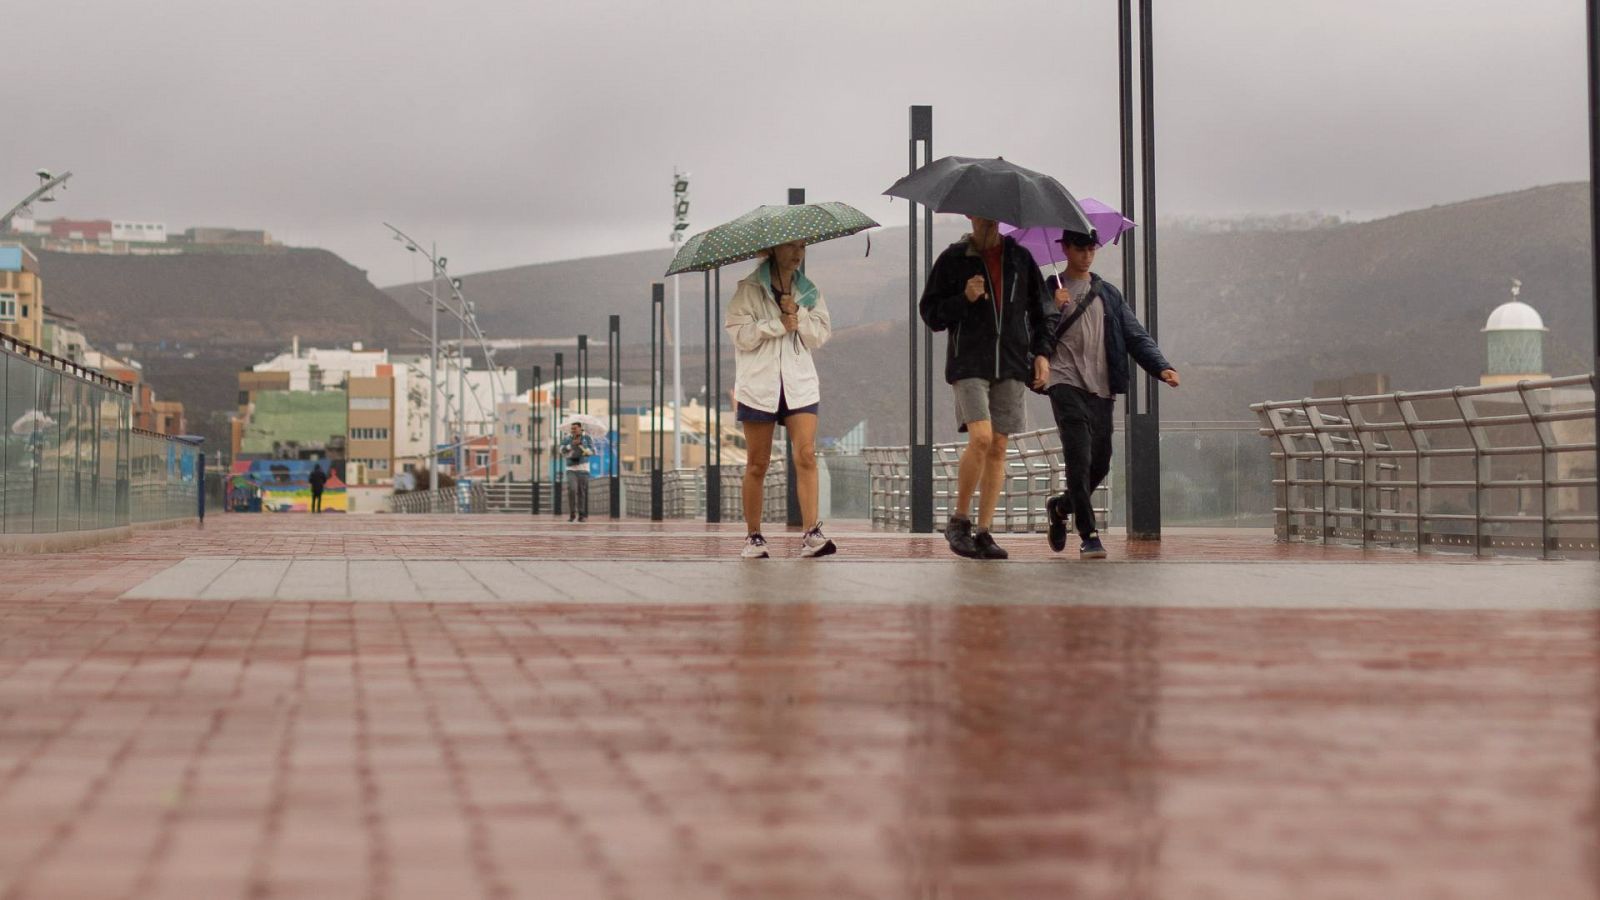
[1000,197,1136,271]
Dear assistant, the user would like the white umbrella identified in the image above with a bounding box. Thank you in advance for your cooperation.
[11,410,55,435]
[558,414,610,435]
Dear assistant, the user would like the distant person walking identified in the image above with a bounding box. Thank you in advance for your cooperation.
[919,216,1054,559]
[726,240,836,559]
[308,464,327,514]
[559,422,594,523]
[1039,230,1178,558]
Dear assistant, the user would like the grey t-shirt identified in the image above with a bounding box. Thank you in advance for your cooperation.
[1046,275,1112,398]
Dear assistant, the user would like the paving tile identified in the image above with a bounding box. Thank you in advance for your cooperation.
[0,514,1593,898]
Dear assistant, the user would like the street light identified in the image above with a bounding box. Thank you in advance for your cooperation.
[1,170,73,235]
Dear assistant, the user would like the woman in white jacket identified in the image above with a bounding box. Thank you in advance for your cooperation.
[725,239,834,559]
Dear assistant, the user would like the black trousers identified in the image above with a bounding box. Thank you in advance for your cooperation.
[310,487,324,513]
[1048,384,1115,538]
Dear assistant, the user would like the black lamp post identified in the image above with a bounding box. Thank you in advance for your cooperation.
[907,105,934,533]
[704,271,721,522]
[530,364,541,514]
[650,284,666,521]
[553,351,564,518]
[1122,0,1163,540]
[785,187,806,527]
[1589,0,1600,548]
[608,315,621,519]
[577,334,589,415]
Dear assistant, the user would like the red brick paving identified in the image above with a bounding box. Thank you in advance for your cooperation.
[0,516,1593,898]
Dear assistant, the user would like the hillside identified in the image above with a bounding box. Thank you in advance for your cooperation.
[39,247,423,347]
[393,183,1596,439]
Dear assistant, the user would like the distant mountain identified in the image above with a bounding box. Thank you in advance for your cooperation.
[394,183,1596,440]
[39,247,423,347]
[29,184,1594,454]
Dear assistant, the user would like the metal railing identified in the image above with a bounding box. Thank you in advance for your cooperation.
[388,482,487,514]
[1252,374,1598,557]
[865,427,1110,532]
[622,466,787,520]
[479,480,614,517]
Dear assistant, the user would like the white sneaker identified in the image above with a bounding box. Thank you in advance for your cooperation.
[799,523,837,559]
[741,533,770,559]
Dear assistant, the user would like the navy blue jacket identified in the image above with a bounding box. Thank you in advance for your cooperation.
[1044,272,1172,396]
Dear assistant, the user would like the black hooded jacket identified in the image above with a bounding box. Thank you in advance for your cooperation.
[918,235,1054,384]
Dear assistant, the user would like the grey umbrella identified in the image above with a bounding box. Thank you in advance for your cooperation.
[882,156,1095,235]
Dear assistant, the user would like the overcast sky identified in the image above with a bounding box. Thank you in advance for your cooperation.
[4,0,1589,286]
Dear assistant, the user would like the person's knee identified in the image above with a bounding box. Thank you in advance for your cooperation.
[985,437,1009,462]
[792,449,817,473]
[966,428,993,456]
[746,459,769,480]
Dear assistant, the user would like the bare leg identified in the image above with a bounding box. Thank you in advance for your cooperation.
[785,413,820,527]
[977,432,1010,530]
[741,421,775,534]
[955,420,994,521]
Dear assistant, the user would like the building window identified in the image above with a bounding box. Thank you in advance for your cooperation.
[512,455,523,465]
[238,391,249,404]
[350,427,390,441]
[474,451,490,468]
[349,397,390,411]
[0,294,15,322]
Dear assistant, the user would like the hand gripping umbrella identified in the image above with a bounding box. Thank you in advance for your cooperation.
[882,156,1095,234]
[665,202,878,277]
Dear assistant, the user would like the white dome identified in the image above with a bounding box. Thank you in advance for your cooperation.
[1482,300,1546,332]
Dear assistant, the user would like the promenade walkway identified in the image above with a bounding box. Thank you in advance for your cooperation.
[0,515,1596,898]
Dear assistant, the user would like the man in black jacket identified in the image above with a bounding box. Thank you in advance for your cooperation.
[1039,230,1179,558]
[919,216,1054,559]
[308,464,328,514]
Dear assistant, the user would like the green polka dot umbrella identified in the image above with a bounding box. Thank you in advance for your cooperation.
[664,201,879,276]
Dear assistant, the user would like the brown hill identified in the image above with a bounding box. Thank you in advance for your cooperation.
[401,183,1595,440]
[39,247,423,347]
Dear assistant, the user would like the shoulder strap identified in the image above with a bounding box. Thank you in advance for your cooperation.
[1048,279,1101,347]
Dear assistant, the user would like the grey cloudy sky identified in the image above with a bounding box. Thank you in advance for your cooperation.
[4,0,1589,286]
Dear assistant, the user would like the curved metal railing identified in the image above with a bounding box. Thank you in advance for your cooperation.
[1251,374,1598,557]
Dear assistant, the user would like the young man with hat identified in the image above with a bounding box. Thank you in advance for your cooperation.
[1036,230,1179,558]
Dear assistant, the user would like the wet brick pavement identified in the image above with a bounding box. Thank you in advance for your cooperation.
[0,515,1595,899]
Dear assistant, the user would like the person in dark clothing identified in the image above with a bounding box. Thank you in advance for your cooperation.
[1039,230,1179,558]
[308,464,328,514]
[919,216,1054,560]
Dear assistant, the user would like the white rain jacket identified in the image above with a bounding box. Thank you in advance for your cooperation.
[725,260,832,413]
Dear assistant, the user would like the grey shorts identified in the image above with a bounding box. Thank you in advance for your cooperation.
[952,377,1027,435]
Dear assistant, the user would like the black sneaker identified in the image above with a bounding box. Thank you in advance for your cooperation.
[944,516,980,558]
[973,530,1009,560]
[1046,496,1069,553]
[1079,532,1107,559]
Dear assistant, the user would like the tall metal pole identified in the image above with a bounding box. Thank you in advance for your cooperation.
[457,303,467,477]
[553,352,564,518]
[909,105,935,533]
[531,364,541,514]
[1590,0,1600,548]
[1119,0,1140,421]
[608,315,621,519]
[651,283,665,521]
[429,244,440,486]
[714,268,724,520]
[1127,0,1163,540]
[785,188,805,528]
[704,271,720,522]
[578,334,589,415]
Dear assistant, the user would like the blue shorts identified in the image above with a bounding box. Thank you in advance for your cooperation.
[736,391,818,424]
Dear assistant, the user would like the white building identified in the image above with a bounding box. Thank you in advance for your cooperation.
[252,340,390,391]
[391,353,518,475]
[111,221,167,243]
